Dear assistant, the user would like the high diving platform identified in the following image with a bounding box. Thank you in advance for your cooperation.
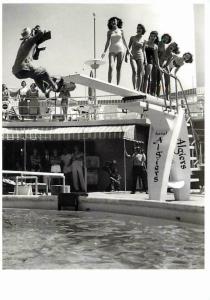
[65,74,192,202]
[65,73,170,107]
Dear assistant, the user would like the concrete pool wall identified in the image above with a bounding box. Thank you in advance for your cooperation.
[2,192,204,225]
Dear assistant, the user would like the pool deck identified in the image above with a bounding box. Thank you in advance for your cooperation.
[3,191,204,225]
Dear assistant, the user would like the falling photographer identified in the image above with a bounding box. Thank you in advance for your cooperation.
[12,26,63,98]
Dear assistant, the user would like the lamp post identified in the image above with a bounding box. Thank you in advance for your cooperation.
[93,12,96,78]
[84,13,105,114]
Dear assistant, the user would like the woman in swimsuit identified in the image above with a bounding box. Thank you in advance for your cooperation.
[142,31,161,94]
[101,17,131,85]
[125,24,147,91]
[161,42,180,99]
[168,52,193,75]
[156,33,172,96]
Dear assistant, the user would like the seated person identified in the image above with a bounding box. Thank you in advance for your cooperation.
[103,160,121,191]
[109,161,121,191]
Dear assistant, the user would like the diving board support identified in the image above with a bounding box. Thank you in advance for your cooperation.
[120,100,191,201]
[65,73,191,201]
[147,107,190,201]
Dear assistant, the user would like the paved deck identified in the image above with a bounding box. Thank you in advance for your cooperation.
[84,191,205,206]
[3,191,205,225]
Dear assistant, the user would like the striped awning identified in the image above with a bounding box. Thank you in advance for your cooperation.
[2,125,135,141]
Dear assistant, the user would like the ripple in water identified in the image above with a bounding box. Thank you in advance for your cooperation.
[3,208,204,269]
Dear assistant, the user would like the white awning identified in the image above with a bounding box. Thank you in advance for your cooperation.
[2,125,135,141]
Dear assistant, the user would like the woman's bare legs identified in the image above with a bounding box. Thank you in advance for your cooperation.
[116,52,124,85]
[164,73,170,100]
[108,53,115,83]
[130,58,137,89]
[136,59,145,91]
[143,64,153,93]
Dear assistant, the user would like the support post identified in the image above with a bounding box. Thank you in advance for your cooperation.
[123,138,127,191]
[83,137,87,192]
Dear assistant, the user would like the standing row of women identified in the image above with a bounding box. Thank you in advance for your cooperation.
[101,17,193,99]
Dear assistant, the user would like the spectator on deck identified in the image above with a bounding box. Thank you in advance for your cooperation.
[30,148,41,172]
[2,84,10,101]
[41,148,51,190]
[2,84,11,120]
[26,83,39,120]
[50,148,61,185]
[59,84,71,121]
[71,145,86,192]
[125,146,148,194]
[61,148,72,186]
[18,80,28,99]
[18,80,28,120]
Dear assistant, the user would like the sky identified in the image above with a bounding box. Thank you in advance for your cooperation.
[2,1,204,97]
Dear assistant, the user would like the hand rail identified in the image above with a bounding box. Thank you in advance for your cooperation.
[159,68,200,163]
[2,170,65,193]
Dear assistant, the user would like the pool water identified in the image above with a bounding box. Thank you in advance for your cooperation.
[3,208,204,269]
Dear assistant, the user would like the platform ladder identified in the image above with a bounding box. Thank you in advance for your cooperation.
[172,77,201,191]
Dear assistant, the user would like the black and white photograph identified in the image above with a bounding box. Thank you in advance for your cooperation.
[1,0,208,299]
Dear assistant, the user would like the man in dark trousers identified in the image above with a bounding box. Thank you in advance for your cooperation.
[126,146,148,194]
[12,27,63,97]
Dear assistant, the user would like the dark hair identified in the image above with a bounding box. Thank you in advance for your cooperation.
[107,17,123,30]
[183,52,193,63]
[169,42,180,54]
[137,24,146,35]
[149,31,159,44]
[21,80,26,85]
[30,83,36,88]
[161,33,172,44]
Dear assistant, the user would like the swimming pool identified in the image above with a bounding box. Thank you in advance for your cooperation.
[3,208,204,269]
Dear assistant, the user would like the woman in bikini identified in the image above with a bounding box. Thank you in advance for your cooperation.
[125,24,147,91]
[101,17,131,85]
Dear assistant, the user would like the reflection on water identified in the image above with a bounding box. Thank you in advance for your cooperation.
[3,208,204,269]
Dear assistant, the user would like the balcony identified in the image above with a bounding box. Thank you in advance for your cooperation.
[2,94,144,124]
[2,92,204,125]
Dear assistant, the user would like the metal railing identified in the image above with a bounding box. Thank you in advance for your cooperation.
[159,69,202,166]
[2,97,142,121]
[2,170,65,194]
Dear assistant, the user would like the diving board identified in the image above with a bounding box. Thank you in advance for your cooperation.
[65,74,170,107]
